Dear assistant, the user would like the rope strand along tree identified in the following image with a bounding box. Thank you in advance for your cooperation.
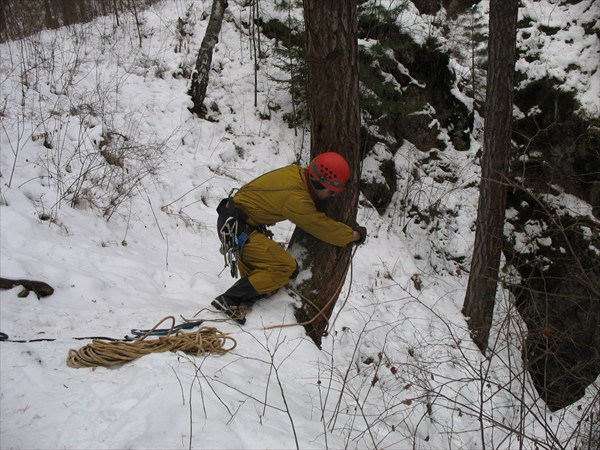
[288,0,361,347]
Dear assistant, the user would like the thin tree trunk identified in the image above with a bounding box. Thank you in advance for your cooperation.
[189,0,228,117]
[462,0,518,353]
[289,0,360,348]
[113,0,120,26]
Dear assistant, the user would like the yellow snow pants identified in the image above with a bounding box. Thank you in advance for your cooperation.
[238,231,298,294]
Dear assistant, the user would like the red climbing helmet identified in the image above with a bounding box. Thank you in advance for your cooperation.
[307,152,351,193]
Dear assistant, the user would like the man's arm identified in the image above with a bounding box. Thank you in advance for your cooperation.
[282,195,355,247]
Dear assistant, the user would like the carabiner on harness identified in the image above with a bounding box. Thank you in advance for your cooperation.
[216,193,253,279]
[219,217,239,278]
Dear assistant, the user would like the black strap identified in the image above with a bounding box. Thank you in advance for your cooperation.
[0,332,124,342]
[0,320,206,343]
[129,320,204,338]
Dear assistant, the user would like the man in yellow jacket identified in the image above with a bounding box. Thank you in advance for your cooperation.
[212,152,367,324]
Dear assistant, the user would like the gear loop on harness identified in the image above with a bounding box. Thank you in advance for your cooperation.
[216,190,254,278]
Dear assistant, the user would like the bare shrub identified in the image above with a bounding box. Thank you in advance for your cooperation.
[0,5,179,223]
[312,271,598,449]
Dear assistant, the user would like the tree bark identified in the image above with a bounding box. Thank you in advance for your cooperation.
[289,0,360,348]
[462,0,518,353]
[189,0,228,117]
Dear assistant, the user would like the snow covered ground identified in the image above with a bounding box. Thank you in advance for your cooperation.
[1,1,597,449]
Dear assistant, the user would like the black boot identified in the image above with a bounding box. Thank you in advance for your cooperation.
[211,278,261,324]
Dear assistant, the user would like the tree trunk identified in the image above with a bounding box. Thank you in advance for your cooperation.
[289,0,360,348]
[462,0,518,353]
[189,0,228,117]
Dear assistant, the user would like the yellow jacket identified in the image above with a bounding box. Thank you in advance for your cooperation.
[233,165,354,247]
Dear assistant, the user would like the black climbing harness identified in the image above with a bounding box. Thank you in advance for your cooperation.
[216,190,275,278]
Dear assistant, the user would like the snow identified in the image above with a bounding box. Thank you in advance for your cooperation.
[516,0,600,115]
[0,1,597,449]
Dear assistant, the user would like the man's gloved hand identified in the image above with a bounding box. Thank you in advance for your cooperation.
[354,225,367,245]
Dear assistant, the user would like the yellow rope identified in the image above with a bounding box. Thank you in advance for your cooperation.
[263,246,357,332]
[67,316,236,368]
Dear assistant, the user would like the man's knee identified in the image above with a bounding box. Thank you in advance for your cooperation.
[280,252,298,278]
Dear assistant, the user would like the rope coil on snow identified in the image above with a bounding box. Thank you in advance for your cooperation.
[67,316,236,368]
